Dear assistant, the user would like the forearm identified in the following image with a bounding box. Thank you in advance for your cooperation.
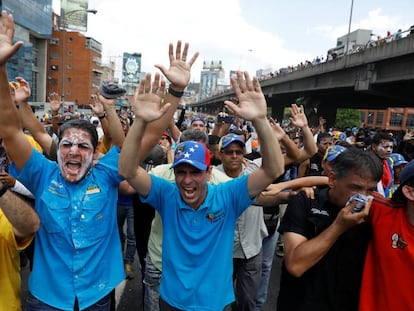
[169,118,181,142]
[0,66,21,138]
[18,102,52,155]
[299,125,317,161]
[281,134,301,165]
[119,117,147,178]
[104,105,125,148]
[1,189,39,238]
[140,92,180,158]
[285,223,345,277]
[284,176,328,190]
[253,117,284,179]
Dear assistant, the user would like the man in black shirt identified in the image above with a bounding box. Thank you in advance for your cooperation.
[277,148,382,311]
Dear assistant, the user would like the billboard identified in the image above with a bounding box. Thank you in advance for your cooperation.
[122,53,141,84]
[1,0,52,37]
[61,0,90,32]
[203,60,223,70]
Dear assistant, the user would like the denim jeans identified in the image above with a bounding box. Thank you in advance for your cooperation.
[25,291,111,311]
[117,203,136,263]
[143,254,162,311]
[233,249,263,310]
[255,220,280,310]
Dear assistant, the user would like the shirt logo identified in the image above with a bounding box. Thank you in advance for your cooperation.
[311,208,329,216]
[391,233,407,249]
[205,210,225,224]
[86,185,101,195]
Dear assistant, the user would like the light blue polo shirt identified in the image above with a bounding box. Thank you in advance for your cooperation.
[141,174,254,311]
[10,147,124,310]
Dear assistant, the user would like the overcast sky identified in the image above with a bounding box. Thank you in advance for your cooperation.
[53,0,414,83]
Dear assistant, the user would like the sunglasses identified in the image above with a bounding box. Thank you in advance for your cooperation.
[221,149,243,156]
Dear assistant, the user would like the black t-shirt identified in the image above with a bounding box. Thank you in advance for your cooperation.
[277,188,371,311]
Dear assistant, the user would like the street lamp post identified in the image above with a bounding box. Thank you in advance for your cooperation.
[60,9,97,109]
[345,0,354,55]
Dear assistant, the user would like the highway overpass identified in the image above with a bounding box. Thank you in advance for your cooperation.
[190,33,414,127]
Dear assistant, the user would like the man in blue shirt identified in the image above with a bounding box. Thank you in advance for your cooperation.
[0,11,199,310]
[119,71,285,310]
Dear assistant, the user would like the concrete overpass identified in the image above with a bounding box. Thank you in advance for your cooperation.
[190,33,414,127]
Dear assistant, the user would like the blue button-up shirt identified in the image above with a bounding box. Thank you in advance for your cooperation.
[10,147,124,310]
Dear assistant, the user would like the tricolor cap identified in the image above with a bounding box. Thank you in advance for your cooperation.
[218,133,245,150]
[323,145,347,162]
[171,141,210,171]
[191,116,206,124]
[393,160,414,200]
[390,153,408,167]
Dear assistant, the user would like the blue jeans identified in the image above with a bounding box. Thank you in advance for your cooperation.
[117,204,136,263]
[255,221,280,310]
[143,253,162,311]
[25,291,111,311]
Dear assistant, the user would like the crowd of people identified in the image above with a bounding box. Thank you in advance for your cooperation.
[1,9,414,311]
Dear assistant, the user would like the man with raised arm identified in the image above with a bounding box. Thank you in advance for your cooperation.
[0,10,199,310]
[119,71,284,311]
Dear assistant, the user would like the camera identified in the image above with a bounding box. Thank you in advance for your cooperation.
[217,115,235,124]
[346,193,373,213]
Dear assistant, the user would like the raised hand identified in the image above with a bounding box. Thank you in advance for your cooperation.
[268,117,286,141]
[132,72,171,123]
[289,104,308,128]
[14,77,31,103]
[48,92,62,114]
[89,89,105,116]
[154,40,199,90]
[224,71,267,122]
[0,11,23,65]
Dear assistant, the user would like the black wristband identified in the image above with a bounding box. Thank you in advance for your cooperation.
[0,183,8,198]
[168,87,184,98]
[98,113,106,120]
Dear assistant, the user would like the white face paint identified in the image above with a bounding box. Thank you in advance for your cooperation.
[57,128,94,183]
[376,141,393,159]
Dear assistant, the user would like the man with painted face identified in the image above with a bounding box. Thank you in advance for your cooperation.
[368,132,394,197]
[0,11,199,311]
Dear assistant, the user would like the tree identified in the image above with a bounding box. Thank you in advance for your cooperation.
[335,108,361,129]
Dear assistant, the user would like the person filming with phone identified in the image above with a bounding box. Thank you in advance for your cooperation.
[277,147,382,311]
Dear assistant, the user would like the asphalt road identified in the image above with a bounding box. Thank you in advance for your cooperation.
[21,253,283,310]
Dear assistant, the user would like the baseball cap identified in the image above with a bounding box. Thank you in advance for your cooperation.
[99,80,127,99]
[323,145,347,162]
[218,133,245,150]
[191,116,206,125]
[162,130,172,145]
[171,141,210,171]
[392,159,414,201]
[390,153,408,167]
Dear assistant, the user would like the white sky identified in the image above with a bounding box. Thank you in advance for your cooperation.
[53,0,414,83]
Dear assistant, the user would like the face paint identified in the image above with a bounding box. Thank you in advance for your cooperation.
[376,141,393,159]
[57,129,94,183]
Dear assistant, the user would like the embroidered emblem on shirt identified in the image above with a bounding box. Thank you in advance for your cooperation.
[391,233,407,249]
[86,185,101,195]
[205,210,225,224]
[206,213,213,224]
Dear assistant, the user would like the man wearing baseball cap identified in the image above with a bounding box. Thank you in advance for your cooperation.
[216,132,268,310]
[359,159,414,311]
[119,71,284,311]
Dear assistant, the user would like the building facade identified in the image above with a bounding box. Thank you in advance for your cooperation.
[360,107,414,131]
[47,13,103,108]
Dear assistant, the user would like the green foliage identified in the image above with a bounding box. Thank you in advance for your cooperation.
[335,108,361,129]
